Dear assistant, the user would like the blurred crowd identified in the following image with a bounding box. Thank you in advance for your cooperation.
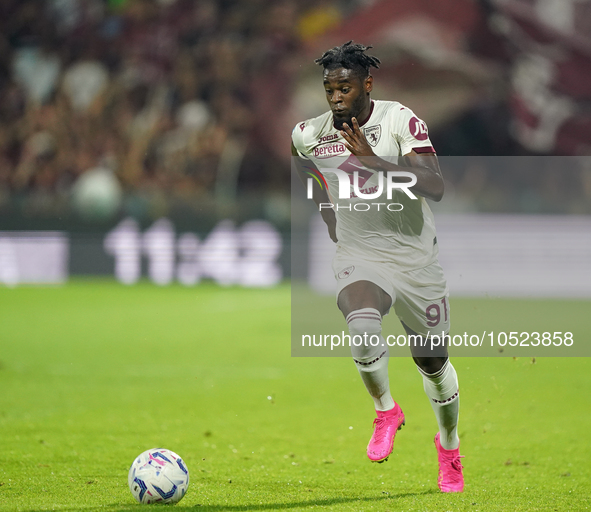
[0,0,316,223]
[0,0,590,225]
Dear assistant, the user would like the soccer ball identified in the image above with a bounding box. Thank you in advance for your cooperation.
[128,448,189,504]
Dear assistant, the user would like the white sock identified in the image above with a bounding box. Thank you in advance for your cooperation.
[347,308,395,411]
[419,360,460,450]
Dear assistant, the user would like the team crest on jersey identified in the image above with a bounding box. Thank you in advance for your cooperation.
[338,266,355,279]
[364,125,381,147]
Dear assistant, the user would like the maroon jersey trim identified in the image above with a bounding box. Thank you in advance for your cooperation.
[412,146,436,154]
[358,100,375,127]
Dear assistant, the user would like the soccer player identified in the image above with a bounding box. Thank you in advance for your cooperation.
[291,41,464,492]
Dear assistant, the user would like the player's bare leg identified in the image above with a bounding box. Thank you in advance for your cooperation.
[404,323,464,492]
[338,281,404,462]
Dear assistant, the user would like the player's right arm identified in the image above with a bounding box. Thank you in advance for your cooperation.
[291,140,338,243]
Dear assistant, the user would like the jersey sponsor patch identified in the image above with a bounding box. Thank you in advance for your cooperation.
[338,265,355,279]
[313,141,346,159]
[364,125,381,147]
[409,116,429,141]
[318,133,339,144]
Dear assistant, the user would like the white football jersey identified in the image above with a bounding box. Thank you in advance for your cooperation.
[292,99,440,271]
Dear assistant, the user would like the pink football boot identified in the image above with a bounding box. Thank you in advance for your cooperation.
[434,433,465,492]
[367,403,405,463]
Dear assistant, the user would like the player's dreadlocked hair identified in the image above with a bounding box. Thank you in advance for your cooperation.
[315,41,381,78]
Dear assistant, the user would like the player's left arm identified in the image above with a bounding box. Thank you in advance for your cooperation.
[340,117,444,202]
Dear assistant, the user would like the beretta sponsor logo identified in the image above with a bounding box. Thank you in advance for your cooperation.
[313,141,346,159]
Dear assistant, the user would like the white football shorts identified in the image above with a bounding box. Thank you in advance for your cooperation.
[332,249,450,337]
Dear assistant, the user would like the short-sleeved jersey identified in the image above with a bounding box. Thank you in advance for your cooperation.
[292,99,440,271]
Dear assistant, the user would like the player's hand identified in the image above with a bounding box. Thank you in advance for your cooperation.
[340,117,376,157]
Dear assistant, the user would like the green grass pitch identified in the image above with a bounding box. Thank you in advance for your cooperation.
[0,281,590,511]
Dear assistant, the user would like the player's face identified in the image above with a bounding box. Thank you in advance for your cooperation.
[323,67,372,130]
